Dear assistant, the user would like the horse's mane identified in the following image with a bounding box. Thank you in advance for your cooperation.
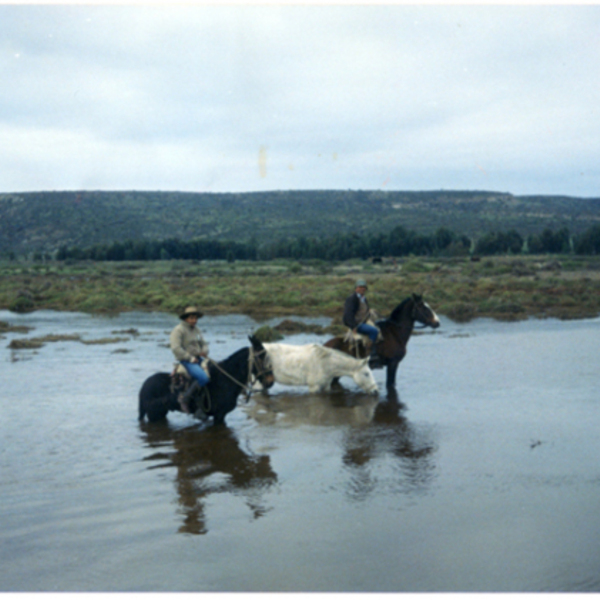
[388,297,412,323]
[208,346,249,378]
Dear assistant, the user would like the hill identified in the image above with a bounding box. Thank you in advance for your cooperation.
[2,189,600,256]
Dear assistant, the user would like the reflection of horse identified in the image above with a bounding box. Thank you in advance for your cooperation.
[262,342,378,394]
[246,390,380,427]
[140,422,278,534]
[138,336,274,425]
[324,294,440,389]
[245,387,437,502]
[340,388,437,502]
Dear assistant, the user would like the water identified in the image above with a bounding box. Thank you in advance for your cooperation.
[1,309,600,592]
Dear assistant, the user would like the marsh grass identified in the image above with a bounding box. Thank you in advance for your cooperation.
[7,333,81,349]
[6,332,131,350]
[82,337,130,345]
[1,256,600,322]
[0,321,33,334]
[8,339,45,349]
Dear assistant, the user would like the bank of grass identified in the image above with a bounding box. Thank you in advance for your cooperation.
[1,256,600,323]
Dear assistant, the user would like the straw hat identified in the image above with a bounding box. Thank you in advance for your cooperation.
[179,306,204,320]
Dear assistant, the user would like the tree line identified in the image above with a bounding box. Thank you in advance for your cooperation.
[50,223,600,262]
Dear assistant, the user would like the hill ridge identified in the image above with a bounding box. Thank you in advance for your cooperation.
[2,189,600,255]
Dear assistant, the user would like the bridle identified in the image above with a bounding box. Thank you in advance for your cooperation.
[411,300,435,330]
[248,347,273,388]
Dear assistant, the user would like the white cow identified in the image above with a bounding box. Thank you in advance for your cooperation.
[262,342,379,394]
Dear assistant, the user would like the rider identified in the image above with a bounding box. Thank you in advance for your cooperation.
[343,279,381,354]
[170,306,210,415]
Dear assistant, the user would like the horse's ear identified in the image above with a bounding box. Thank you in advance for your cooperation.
[249,334,262,348]
[412,292,423,302]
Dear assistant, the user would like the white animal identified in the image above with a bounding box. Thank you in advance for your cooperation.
[262,342,379,394]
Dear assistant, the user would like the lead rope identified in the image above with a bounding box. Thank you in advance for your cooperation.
[204,348,259,402]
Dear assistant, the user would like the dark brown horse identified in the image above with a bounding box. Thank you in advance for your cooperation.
[324,294,440,389]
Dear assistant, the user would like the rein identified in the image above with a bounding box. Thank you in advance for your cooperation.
[205,347,269,402]
[388,304,430,330]
[411,304,433,329]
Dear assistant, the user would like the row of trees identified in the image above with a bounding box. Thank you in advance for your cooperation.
[53,224,600,262]
[475,225,600,255]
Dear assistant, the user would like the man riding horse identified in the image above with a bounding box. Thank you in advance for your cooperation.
[343,279,382,360]
[170,305,210,417]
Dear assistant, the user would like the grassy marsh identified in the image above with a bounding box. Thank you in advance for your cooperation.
[1,256,600,323]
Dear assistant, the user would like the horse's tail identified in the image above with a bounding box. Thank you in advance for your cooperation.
[138,392,146,421]
[138,372,172,422]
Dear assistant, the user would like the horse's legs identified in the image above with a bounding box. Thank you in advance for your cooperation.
[331,376,343,389]
[138,398,146,421]
[386,358,400,389]
[145,395,172,422]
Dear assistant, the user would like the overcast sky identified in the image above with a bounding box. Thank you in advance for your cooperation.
[1,3,599,197]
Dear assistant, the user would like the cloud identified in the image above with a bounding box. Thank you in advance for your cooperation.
[0,4,599,195]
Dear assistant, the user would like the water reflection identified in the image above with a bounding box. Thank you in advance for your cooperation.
[140,423,278,535]
[341,388,438,501]
[248,387,438,502]
[247,388,380,427]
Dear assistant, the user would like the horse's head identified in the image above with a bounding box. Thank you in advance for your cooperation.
[410,294,440,329]
[352,358,379,395]
[249,335,275,389]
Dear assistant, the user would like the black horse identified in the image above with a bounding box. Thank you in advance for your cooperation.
[138,335,274,425]
[324,294,440,389]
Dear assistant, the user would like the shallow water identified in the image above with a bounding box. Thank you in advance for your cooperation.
[1,309,600,592]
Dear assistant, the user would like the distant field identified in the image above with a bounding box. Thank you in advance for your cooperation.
[2,255,600,323]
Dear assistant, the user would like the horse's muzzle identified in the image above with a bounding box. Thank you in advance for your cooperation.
[262,374,276,389]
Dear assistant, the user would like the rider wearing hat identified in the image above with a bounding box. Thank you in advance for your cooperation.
[343,279,381,347]
[170,306,210,414]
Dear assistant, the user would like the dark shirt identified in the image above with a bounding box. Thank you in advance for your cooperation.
[343,292,371,329]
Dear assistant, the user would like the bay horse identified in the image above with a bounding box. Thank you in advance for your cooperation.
[138,335,274,425]
[324,294,440,389]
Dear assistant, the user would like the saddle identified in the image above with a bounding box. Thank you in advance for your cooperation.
[343,319,383,351]
[343,329,371,352]
[169,359,211,394]
[169,368,190,395]
[169,363,212,418]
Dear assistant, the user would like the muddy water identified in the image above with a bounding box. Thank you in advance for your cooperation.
[1,310,600,592]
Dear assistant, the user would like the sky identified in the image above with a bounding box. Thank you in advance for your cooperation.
[1,3,600,197]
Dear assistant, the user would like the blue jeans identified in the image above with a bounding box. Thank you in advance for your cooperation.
[181,360,209,387]
[357,323,379,343]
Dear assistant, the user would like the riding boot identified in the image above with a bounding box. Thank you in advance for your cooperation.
[193,387,208,421]
[368,343,383,369]
[178,380,199,414]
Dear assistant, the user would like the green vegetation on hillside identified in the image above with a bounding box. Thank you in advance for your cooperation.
[2,189,600,257]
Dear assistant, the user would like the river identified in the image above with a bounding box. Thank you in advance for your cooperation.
[1,309,599,592]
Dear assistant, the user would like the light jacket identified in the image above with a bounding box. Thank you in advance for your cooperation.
[170,321,209,362]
